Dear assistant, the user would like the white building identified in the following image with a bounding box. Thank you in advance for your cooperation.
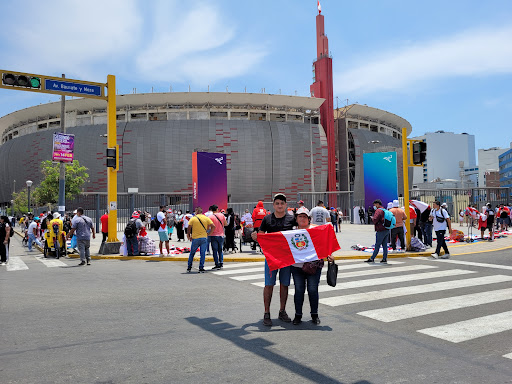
[478,147,508,187]
[412,131,476,186]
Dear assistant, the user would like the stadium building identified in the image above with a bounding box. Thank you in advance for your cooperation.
[0,92,328,204]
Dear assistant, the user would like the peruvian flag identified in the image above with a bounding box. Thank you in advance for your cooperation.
[258,224,340,271]
[317,0,322,13]
[410,200,429,213]
[466,206,479,219]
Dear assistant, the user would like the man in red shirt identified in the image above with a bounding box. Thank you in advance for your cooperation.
[100,211,108,243]
[251,201,267,250]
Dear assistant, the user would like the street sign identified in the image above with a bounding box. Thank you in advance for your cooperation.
[45,79,102,97]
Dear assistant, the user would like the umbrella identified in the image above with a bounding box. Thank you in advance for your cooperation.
[409,200,429,213]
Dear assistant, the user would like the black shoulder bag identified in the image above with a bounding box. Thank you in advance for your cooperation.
[326,260,338,287]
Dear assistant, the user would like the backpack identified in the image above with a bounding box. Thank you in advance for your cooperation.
[41,219,47,231]
[9,226,14,237]
[379,208,396,229]
[151,216,160,231]
[124,219,137,238]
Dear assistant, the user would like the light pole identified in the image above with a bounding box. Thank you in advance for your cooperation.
[26,180,33,213]
[10,200,14,217]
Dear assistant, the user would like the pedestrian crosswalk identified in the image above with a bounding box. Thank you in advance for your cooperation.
[212,260,512,358]
[3,254,69,271]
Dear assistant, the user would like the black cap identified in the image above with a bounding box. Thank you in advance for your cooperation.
[273,193,287,202]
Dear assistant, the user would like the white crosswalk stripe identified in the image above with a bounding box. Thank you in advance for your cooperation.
[35,255,68,267]
[412,257,512,271]
[213,266,263,275]
[417,310,512,343]
[358,287,512,322]
[219,261,266,269]
[5,256,29,271]
[503,352,512,360]
[319,274,511,306]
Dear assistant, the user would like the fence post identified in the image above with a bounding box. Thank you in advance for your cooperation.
[96,194,100,233]
[349,192,354,223]
[130,194,135,217]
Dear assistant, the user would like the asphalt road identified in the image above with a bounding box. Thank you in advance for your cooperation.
[1,235,512,384]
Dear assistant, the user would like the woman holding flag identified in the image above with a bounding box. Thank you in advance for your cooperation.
[290,207,335,325]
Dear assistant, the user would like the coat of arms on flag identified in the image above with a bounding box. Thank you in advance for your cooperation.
[258,224,340,271]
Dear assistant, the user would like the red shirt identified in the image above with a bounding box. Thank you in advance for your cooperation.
[409,207,417,219]
[252,207,267,229]
[100,214,108,233]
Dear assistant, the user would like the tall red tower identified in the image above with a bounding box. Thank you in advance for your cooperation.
[310,4,336,196]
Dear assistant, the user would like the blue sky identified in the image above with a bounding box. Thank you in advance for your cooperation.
[1,0,511,152]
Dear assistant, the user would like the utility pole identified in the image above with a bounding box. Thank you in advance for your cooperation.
[58,74,66,216]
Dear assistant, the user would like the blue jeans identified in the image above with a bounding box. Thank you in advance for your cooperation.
[206,236,211,252]
[291,265,322,315]
[371,230,389,261]
[126,236,139,255]
[188,237,207,269]
[421,221,433,246]
[209,236,224,265]
[28,233,41,251]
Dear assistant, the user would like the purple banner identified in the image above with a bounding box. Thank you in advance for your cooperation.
[52,133,75,162]
[192,152,228,211]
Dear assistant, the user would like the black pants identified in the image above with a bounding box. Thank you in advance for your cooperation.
[435,230,449,255]
[0,242,8,263]
[391,226,405,250]
[225,228,235,250]
[102,232,108,243]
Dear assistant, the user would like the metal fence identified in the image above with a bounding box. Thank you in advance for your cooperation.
[297,192,354,222]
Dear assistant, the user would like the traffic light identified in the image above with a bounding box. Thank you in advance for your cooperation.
[2,73,41,89]
[106,147,116,169]
[412,141,427,165]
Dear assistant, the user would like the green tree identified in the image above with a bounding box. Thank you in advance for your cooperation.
[33,160,89,206]
[12,190,29,215]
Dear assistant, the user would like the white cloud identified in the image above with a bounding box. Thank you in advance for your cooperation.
[135,1,267,84]
[335,25,512,96]
[1,0,142,81]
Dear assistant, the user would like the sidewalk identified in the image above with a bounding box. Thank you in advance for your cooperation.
[19,222,511,262]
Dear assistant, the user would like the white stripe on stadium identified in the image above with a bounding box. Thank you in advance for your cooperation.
[358,287,512,322]
[319,274,512,307]
[417,310,512,343]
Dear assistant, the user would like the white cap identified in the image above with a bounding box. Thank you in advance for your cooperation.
[53,212,61,219]
[387,202,393,209]
[392,200,399,208]
[296,207,310,216]
[441,202,447,207]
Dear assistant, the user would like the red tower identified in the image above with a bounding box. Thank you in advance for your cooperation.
[310,5,336,196]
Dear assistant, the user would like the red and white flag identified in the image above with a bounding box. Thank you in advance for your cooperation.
[409,200,429,213]
[317,0,322,13]
[258,224,340,271]
[466,206,479,219]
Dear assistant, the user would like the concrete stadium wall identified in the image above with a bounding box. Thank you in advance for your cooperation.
[0,120,328,203]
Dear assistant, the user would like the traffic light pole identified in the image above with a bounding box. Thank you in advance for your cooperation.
[106,74,119,243]
[402,127,411,250]
[58,74,66,216]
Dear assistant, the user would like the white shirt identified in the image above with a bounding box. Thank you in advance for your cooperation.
[157,211,167,232]
[183,214,193,228]
[28,221,38,235]
[310,206,330,225]
[241,213,253,225]
[430,208,450,231]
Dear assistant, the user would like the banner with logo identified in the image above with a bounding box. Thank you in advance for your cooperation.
[192,152,228,211]
[363,151,398,210]
[52,133,75,162]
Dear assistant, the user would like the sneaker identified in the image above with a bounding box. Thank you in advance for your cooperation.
[292,315,302,325]
[364,258,375,263]
[430,253,439,259]
[399,249,406,253]
[198,268,206,273]
[211,265,221,270]
[380,259,388,264]
[278,310,292,323]
[311,314,321,325]
[440,254,450,259]
[87,261,91,265]
[187,266,192,273]
[78,261,86,266]
[263,312,272,326]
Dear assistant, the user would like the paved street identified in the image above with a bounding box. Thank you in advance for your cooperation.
[1,235,512,383]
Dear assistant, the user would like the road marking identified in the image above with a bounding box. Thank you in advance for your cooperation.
[503,352,512,360]
[219,262,265,269]
[231,262,413,281]
[316,269,475,294]
[358,287,512,322]
[412,258,512,271]
[213,267,263,275]
[5,256,29,271]
[319,274,511,306]
[417,310,512,343]
[35,255,68,267]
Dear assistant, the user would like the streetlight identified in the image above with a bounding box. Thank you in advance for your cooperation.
[26,180,33,213]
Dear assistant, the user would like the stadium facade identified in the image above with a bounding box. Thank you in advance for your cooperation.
[0,92,329,204]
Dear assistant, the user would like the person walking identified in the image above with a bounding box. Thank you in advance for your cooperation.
[208,205,227,269]
[430,201,452,259]
[175,210,185,241]
[365,199,390,264]
[224,207,236,253]
[330,207,339,232]
[166,209,175,241]
[358,206,365,224]
[251,201,267,250]
[251,193,296,327]
[290,207,334,325]
[67,207,95,266]
[27,216,42,252]
[187,207,215,273]
[156,206,170,255]
[100,211,108,244]
[310,201,331,225]
[389,200,407,252]
[0,215,11,265]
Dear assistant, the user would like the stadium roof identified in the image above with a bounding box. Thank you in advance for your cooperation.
[335,104,412,135]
